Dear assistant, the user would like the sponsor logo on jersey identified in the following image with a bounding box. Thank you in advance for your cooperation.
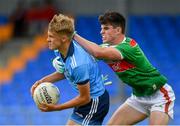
[108,60,135,72]
[130,39,137,47]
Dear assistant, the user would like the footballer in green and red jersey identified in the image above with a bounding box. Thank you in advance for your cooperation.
[73,11,175,125]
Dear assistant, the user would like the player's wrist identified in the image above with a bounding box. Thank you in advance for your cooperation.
[37,79,46,85]
[56,104,63,111]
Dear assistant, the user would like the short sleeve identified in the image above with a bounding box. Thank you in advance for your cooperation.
[115,40,138,61]
[71,64,90,85]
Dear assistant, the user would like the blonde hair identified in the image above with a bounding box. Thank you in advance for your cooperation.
[49,14,74,37]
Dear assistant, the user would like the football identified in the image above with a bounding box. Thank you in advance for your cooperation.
[33,82,60,106]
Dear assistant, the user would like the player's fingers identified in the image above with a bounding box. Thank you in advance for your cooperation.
[30,85,36,96]
[39,106,47,112]
[40,102,46,106]
[57,61,64,66]
[39,103,49,112]
[30,81,41,96]
[104,81,112,85]
[104,75,108,78]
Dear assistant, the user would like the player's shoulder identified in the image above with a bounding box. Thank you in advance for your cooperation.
[124,37,138,47]
[127,37,138,47]
[73,40,89,55]
[70,51,93,69]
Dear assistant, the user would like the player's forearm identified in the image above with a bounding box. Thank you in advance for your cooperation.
[55,95,91,111]
[74,34,102,57]
[40,72,65,83]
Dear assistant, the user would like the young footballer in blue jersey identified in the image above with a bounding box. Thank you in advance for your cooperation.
[30,14,109,125]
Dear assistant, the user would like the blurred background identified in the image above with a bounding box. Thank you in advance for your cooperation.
[0,0,180,125]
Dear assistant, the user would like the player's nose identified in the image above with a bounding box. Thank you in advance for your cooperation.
[47,38,50,43]
[100,29,104,35]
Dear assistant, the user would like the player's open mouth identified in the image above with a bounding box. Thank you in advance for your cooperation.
[48,43,52,48]
[102,36,106,41]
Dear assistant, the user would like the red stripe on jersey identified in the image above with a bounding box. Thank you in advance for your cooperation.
[130,39,137,47]
[160,87,172,113]
[108,60,135,72]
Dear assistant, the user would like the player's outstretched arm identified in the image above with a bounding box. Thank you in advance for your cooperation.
[74,34,101,55]
[31,72,65,96]
[39,72,65,83]
[74,34,122,61]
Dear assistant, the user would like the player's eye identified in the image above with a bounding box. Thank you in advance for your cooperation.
[104,27,109,30]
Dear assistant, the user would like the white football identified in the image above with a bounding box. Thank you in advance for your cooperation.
[33,82,60,106]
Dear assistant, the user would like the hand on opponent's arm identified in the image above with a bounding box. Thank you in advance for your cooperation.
[73,34,122,61]
[73,33,102,56]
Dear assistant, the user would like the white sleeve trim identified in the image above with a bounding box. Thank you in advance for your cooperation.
[117,49,124,59]
[110,45,124,59]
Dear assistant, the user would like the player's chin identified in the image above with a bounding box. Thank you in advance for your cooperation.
[102,38,107,43]
[102,40,108,43]
[48,45,54,50]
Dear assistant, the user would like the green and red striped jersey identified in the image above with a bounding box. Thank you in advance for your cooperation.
[104,37,167,96]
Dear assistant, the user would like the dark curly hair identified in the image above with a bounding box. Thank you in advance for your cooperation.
[99,11,126,34]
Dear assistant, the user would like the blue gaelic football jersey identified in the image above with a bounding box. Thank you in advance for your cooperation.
[54,40,105,98]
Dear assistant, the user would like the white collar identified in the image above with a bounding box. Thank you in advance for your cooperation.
[110,37,126,47]
[121,37,126,43]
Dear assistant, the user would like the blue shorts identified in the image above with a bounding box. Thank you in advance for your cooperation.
[70,90,109,125]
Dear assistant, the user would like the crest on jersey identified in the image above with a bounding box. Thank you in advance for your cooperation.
[108,60,135,72]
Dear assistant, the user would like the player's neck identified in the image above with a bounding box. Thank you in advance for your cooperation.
[113,34,125,45]
[58,41,71,58]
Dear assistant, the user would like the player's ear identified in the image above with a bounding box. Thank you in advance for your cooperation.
[116,26,122,34]
[61,34,68,42]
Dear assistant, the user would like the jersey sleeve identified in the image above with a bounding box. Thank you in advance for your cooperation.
[115,40,138,61]
[71,64,90,85]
